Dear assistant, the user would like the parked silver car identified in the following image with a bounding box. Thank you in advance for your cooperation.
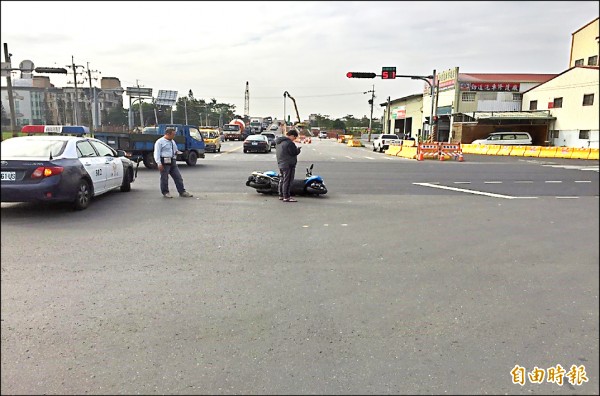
[472,132,533,145]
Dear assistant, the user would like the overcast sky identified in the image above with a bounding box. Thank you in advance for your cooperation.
[1,1,598,121]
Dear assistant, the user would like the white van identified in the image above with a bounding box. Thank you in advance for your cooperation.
[472,132,532,145]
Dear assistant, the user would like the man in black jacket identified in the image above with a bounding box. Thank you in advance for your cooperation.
[275,129,301,202]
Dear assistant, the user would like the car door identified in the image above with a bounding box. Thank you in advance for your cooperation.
[76,140,107,194]
[90,139,123,189]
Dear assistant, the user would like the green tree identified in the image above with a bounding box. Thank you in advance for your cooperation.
[332,119,346,130]
[105,107,128,126]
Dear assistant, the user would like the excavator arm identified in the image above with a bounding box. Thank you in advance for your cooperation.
[283,91,304,130]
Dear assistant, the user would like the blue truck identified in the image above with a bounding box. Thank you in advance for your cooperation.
[94,124,205,169]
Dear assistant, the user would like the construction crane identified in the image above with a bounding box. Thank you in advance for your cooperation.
[244,81,249,118]
[283,91,306,133]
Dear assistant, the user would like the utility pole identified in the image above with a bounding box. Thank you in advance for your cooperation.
[386,96,391,134]
[3,43,17,138]
[68,56,83,125]
[86,62,99,133]
[364,85,375,142]
[184,99,188,125]
[137,80,144,127]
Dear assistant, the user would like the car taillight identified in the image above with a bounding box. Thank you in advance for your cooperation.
[31,166,64,179]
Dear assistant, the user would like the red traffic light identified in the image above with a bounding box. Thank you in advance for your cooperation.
[346,72,376,79]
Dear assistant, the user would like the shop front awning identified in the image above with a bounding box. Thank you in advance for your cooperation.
[468,111,556,120]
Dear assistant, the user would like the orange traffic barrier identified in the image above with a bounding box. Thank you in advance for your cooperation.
[497,145,513,156]
[417,143,439,160]
[570,148,591,159]
[439,143,463,161]
[523,146,542,158]
[538,146,558,158]
[588,148,599,160]
[555,147,574,159]
[509,145,528,156]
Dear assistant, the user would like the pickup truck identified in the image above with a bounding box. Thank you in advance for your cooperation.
[372,133,402,152]
[93,124,205,169]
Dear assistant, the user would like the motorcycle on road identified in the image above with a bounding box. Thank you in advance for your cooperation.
[245,164,327,196]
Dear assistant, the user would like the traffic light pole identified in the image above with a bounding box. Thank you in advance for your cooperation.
[399,70,436,142]
[347,69,438,142]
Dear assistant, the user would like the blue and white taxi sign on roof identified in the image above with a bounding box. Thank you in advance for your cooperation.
[21,125,90,135]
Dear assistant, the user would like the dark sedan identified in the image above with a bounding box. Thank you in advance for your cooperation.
[243,134,271,153]
[261,132,277,147]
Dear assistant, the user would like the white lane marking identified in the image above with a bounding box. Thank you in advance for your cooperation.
[364,156,375,160]
[515,181,534,183]
[484,181,502,184]
[413,182,538,199]
[345,156,353,159]
[545,180,563,183]
[454,182,471,184]
[556,196,580,199]
[574,180,592,183]
[331,157,336,160]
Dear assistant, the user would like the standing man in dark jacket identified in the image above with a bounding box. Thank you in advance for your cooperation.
[275,129,301,202]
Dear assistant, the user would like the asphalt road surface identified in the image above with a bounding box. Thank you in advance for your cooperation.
[2,138,598,394]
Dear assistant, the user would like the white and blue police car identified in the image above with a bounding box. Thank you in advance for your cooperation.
[1,125,136,210]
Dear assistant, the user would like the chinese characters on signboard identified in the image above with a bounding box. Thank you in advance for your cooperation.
[459,82,521,91]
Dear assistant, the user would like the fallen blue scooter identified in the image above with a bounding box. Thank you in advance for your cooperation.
[245,164,327,196]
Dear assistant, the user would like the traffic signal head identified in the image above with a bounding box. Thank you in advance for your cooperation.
[346,72,376,79]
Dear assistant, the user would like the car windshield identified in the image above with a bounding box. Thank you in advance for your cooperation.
[262,134,275,139]
[382,134,399,139]
[223,125,240,131]
[1,138,67,157]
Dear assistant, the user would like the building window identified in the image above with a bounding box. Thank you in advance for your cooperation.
[579,130,590,139]
[550,130,559,139]
[588,55,598,66]
[461,92,475,102]
[583,94,594,106]
[529,100,538,110]
[512,93,522,101]
[574,59,584,66]
[553,97,563,108]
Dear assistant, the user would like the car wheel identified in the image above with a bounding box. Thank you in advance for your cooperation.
[217,147,221,153]
[120,169,132,192]
[186,151,198,166]
[373,144,376,152]
[243,148,247,153]
[379,146,383,153]
[143,152,157,169]
[73,179,91,210]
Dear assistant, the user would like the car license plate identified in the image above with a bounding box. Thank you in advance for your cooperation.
[1,171,16,181]
[252,142,258,145]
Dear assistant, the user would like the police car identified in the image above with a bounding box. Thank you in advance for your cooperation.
[1,125,136,210]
